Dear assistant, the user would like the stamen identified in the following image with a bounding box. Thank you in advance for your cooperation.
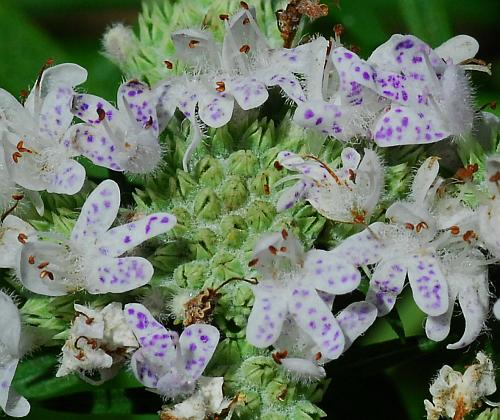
[144,116,154,129]
[272,350,288,365]
[479,101,496,111]
[12,151,22,163]
[304,155,344,186]
[248,258,259,267]
[216,81,225,92]
[17,233,28,244]
[489,171,500,184]
[37,261,49,269]
[1,194,24,222]
[463,230,476,243]
[347,168,357,182]
[274,161,284,171]
[74,336,98,350]
[334,23,344,38]
[243,17,250,25]
[164,60,173,70]
[219,14,229,21]
[239,44,251,53]
[19,89,29,105]
[74,351,86,361]
[268,245,278,255]
[449,226,460,235]
[188,39,200,48]
[281,229,288,240]
[352,212,366,224]
[416,221,428,233]
[240,1,249,9]
[276,388,288,401]
[454,163,478,182]
[96,108,106,122]
[40,270,54,280]
[405,223,415,230]
[314,352,322,361]
[280,246,287,252]
[213,276,259,293]
[16,140,32,153]
[74,311,95,325]
[35,58,54,89]
[263,184,270,195]
[28,256,36,265]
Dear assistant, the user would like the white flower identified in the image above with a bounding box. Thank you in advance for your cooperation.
[124,303,220,399]
[155,7,328,169]
[18,179,176,296]
[0,63,87,194]
[160,376,232,419]
[424,352,496,420]
[71,80,162,174]
[276,147,384,224]
[478,154,500,258]
[0,292,30,417]
[0,215,35,270]
[57,302,138,383]
[246,230,370,361]
[365,34,486,146]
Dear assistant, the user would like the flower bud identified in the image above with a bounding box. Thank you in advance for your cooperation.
[227,150,258,177]
[220,176,248,210]
[195,156,224,188]
[193,189,222,220]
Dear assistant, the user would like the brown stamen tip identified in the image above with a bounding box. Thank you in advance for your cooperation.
[347,168,357,182]
[353,213,365,224]
[37,261,49,269]
[144,116,154,129]
[164,60,173,69]
[274,161,284,171]
[17,233,28,244]
[334,23,344,37]
[12,194,24,201]
[16,140,32,153]
[489,171,500,183]
[281,229,288,240]
[40,270,54,280]
[248,258,259,267]
[263,184,270,195]
[19,89,29,98]
[276,388,288,401]
[74,350,85,361]
[219,13,229,21]
[449,226,460,235]
[463,230,476,243]
[272,350,288,365]
[240,1,249,10]
[454,163,479,182]
[416,221,428,233]
[12,151,22,163]
[46,58,54,66]
[96,108,106,122]
[239,44,251,53]
[280,246,287,252]
[405,223,415,231]
[243,17,250,25]
[188,39,200,48]
[28,255,35,265]
[268,245,278,255]
[314,352,322,361]
[216,81,226,92]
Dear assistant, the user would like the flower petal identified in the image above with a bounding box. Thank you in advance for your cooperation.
[260,71,305,104]
[373,106,450,146]
[0,216,34,270]
[288,287,345,360]
[0,358,30,417]
[179,324,220,381]
[337,301,378,350]
[19,241,71,296]
[171,29,220,68]
[276,178,313,212]
[117,80,159,135]
[280,358,326,381]
[47,159,85,194]
[88,256,153,294]
[407,254,448,316]
[96,212,176,257]
[0,89,36,133]
[435,35,479,65]
[425,291,456,342]
[72,93,122,126]
[246,282,288,348]
[366,260,408,316]
[0,292,22,355]
[411,156,440,204]
[198,91,234,128]
[446,284,488,350]
[71,180,120,242]
[334,222,386,266]
[305,249,361,295]
[130,348,161,388]
[38,86,75,140]
[225,77,268,110]
[154,80,178,132]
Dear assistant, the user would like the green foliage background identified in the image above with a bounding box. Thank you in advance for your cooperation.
[1,0,499,419]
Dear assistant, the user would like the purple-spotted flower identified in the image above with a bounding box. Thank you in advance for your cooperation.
[334,157,451,318]
[18,180,176,296]
[71,80,162,173]
[155,7,328,169]
[0,292,30,417]
[57,303,138,383]
[276,147,384,224]
[363,34,486,146]
[124,303,219,398]
[0,63,87,194]
[274,293,377,381]
[246,230,369,361]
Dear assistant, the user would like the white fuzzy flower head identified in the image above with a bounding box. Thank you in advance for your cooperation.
[57,302,138,383]
[424,352,496,420]
[71,80,162,174]
[0,63,88,194]
[18,180,176,296]
[276,147,384,224]
[102,23,139,69]
[124,303,220,399]
[0,291,30,417]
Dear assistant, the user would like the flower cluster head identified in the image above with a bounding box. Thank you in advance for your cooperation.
[57,302,138,383]
[246,229,376,379]
[0,292,30,417]
[424,352,496,420]
[18,180,176,296]
[124,303,220,399]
